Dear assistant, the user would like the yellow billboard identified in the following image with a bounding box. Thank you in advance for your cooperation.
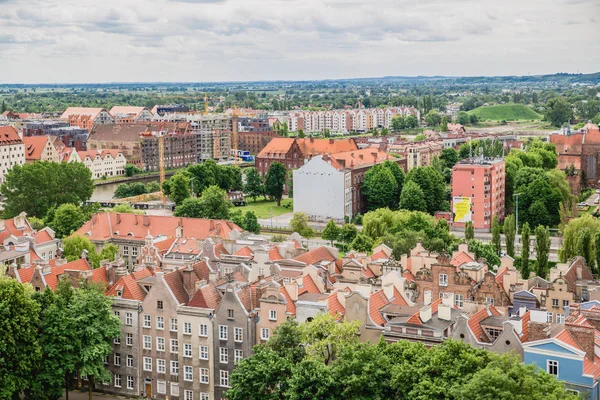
[453,197,472,223]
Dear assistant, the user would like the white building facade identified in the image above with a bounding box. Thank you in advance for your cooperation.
[0,126,25,183]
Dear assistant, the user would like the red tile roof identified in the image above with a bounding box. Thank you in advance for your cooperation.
[43,259,92,290]
[495,269,508,285]
[296,138,358,157]
[0,126,23,145]
[391,287,409,306]
[23,136,52,161]
[215,243,229,258]
[328,291,345,321]
[520,311,531,343]
[468,306,502,343]
[256,138,295,158]
[451,251,475,267]
[298,274,321,295]
[402,270,415,282]
[371,250,388,261]
[107,268,154,301]
[280,286,296,315]
[164,270,191,305]
[75,213,242,242]
[406,298,446,326]
[188,282,222,309]
[34,229,53,244]
[0,216,32,243]
[234,246,254,257]
[293,246,336,266]
[369,290,389,326]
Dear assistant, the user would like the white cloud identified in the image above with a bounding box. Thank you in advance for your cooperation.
[0,0,598,83]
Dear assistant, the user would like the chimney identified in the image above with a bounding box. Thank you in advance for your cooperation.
[143,215,150,226]
[420,304,432,323]
[41,263,51,276]
[116,214,121,225]
[359,154,363,160]
[285,282,298,301]
[329,139,334,144]
[195,279,207,293]
[441,292,454,307]
[438,304,451,321]
[209,270,218,283]
[54,258,67,267]
[566,323,595,361]
[182,264,196,295]
[424,290,432,306]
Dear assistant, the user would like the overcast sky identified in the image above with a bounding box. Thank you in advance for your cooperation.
[1,0,598,84]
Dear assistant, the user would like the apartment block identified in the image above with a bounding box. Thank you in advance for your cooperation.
[0,126,25,183]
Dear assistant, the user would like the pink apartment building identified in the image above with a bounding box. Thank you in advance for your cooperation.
[451,158,505,230]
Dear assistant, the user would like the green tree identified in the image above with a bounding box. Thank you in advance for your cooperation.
[383,160,405,205]
[559,214,600,262]
[166,172,191,205]
[71,283,120,400]
[504,215,516,257]
[535,225,551,279]
[595,230,600,274]
[351,233,374,253]
[242,211,261,234]
[298,313,361,365]
[0,278,41,399]
[110,203,143,214]
[62,235,97,263]
[414,133,427,141]
[457,111,470,125]
[362,165,398,211]
[521,222,531,278]
[287,359,336,400]
[577,228,595,270]
[98,243,119,263]
[114,182,147,198]
[425,110,441,126]
[440,116,449,132]
[124,163,142,177]
[339,223,358,244]
[469,114,479,125]
[1,161,94,219]
[399,180,427,212]
[297,129,305,138]
[406,166,446,214]
[440,147,459,169]
[49,203,86,238]
[265,162,287,206]
[491,216,501,256]
[468,239,501,267]
[290,212,315,238]
[29,216,45,230]
[465,221,475,241]
[391,115,406,131]
[322,220,340,246]
[544,97,573,127]
[174,185,232,219]
[405,114,419,128]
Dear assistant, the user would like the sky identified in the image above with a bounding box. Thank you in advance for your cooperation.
[1,0,599,84]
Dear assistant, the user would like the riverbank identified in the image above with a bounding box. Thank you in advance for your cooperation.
[94,170,180,186]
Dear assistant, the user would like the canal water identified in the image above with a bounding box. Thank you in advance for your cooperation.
[91,177,160,202]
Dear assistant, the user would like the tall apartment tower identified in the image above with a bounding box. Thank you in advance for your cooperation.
[451,158,505,230]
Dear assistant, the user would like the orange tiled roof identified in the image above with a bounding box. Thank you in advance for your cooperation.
[296,138,358,157]
[34,229,53,244]
[495,269,508,285]
[188,282,222,309]
[215,243,229,258]
[0,126,23,145]
[234,246,254,257]
[328,291,345,321]
[371,250,388,261]
[23,136,51,161]
[329,148,394,170]
[256,138,295,158]
[402,270,415,282]
[60,107,107,120]
[520,311,531,343]
[369,289,389,326]
[280,286,296,315]
[555,329,582,350]
[391,287,409,306]
[298,274,320,295]
[451,251,475,267]
[468,306,501,343]
[293,246,336,266]
[0,216,32,243]
[164,270,192,305]
[155,237,177,253]
[44,259,92,290]
[269,247,283,261]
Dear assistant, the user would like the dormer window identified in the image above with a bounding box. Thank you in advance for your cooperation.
[116,290,122,297]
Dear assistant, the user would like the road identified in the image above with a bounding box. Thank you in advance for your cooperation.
[63,390,124,400]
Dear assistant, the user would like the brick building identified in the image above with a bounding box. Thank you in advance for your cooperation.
[551,123,600,189]
[237,117,280,155]
[60,107,115,132]
[451,158,505,230]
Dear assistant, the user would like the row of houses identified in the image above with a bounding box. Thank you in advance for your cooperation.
[287,106,420,133]
[6,211,600,398]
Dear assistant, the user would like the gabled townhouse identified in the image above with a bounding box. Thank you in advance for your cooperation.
[76,149,127,179]
[0,126,25,183]
[61,107,114,132]
[109,106,154,123]
[22,135,61,162]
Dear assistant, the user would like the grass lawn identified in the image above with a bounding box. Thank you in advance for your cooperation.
[236,198,293,219]
[468,103,542,121]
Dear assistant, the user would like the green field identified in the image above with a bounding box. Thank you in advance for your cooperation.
[235,198,293,219]
[468,103,542,121]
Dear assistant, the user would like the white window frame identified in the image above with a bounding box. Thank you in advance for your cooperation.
[143,335,152,350]
[170,360,179,375]
[547,312,553,323]
[114,374,121,388]
[547,360,559,376]
[220,347,228,364]
[234,349,243,364]
[171,382,179,397]
[557,314,565,324]
[184,365,193,382]
[184,390,194,400]
[170,318,178,332]
[114,353,121,366]
[170,339,179,353]
[126,354,133,368]
[157,380,166,395]
[157,358,166,374]
[220,370,229,387]
[199,345,209,360]
[234,327,243,343]
[126,333,133,346]
[552,298,559,307]
[269,310,277,321]
[113,335,120,345]
[439,273,448,287]
[184,343,193,358]
[200,368,209,384]
[143,357,152,372]
[127,375,134,390]
[199,324,208,337]
[157,316,164,330]
[200,393,209,400]
[143,314,151,328]
[219,325,228,340]
[125,312,133,326]
[261,328,270,340]
[184,321,192,335]
[157,337,165,352]
[455,294,464,308]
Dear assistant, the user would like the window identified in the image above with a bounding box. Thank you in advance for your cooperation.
[184,390,194,400]
[547,360,559,376]
[126,355,133,368]
[132,247,138,257]
[199,324,208,337]
[127,376,134,390]
[143,335,152,350]
[184,343,193,358]
[557,314,565,324]
[114,311,120,318]
[184,321,192,335]
[184,365,193,381]
[219,325,228,340]
[157,359,166,374]
[143,314,151,328]
[157,337,165,352]
[563,300,569,308]
[234,327,243,343]
[125,312,133,326]
[228,309,234,319]
[114,353,121,366]
[220,347,228,363]
[486,297,495,306]
[170,360,179,375]
[157,300,163,310]
[269,310,277,321]
[114,335,120,345]
[200,345,209,360]
[547,312,554,323]
[170,318,178,332]
[261,328,270,340]
[220,370,229,387]
[170,339,179,353]
[235,349,243,364]
[455,294,464,308]
[552,298,559,307]
[123,246,129,256]
[200,393,209,400]
[200,368,209,384]
[171,383,179,397]
[114,374,121,388]
[143,357,152,371]
[439,274,448,287]
[157,380,166,395]
[126,333,133,346]
[157,316,164,330]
